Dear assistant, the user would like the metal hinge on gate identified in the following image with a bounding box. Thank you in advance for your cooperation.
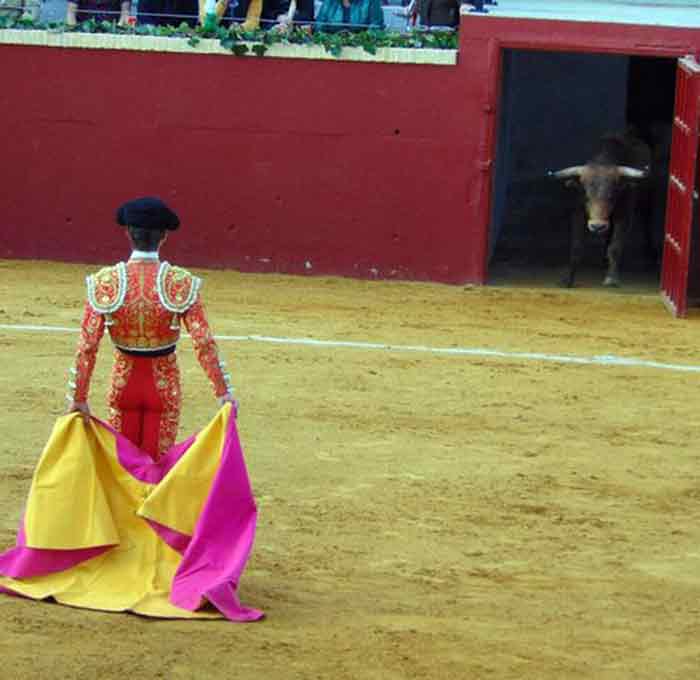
[666,233,682,254]
[670,174,687,193]
[674,116,691,135]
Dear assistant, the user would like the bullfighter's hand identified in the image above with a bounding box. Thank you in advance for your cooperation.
[218,393,239,418]
[68,401,91,424]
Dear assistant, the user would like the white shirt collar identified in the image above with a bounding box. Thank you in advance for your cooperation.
[129,250,160,261]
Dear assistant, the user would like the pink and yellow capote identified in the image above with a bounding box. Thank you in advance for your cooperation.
[0,404,263,622]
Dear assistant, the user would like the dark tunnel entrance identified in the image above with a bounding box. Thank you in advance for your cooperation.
[488,50,677,291]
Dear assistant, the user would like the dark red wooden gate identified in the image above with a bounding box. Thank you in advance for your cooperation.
[661,56,700,317]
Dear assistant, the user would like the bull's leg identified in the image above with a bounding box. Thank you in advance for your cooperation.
[638,182,658,268]
[560,210,586,288]
[605,192,636,287]
[604,218,628,286]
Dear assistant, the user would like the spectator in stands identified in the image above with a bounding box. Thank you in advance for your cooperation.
[222,0,310,30]
[141,0,198,26]
[392,0,416,29]
[202,0,262,30]
[65,0,130,25]
[416,0,459,28]
[0,0,40,22]
[264,0,315,29]
[316,0,384,32]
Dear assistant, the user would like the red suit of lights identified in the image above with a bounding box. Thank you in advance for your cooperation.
[69,258,231,458]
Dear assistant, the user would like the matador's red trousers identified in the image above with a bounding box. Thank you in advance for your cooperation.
[107,350,182,460]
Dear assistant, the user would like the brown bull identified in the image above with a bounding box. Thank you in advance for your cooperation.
[552,133,649,288]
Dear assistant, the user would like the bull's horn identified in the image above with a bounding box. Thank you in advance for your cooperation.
[551,166,585,178]
[617,166,647,178]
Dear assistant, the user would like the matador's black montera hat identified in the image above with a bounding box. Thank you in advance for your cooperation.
[116,197,180,231]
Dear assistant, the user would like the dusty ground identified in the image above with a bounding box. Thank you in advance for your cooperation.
[1,258,700,680]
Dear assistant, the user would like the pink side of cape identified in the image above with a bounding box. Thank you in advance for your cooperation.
[0,523,110,579]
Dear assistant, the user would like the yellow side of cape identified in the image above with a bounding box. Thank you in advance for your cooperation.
[138,406,229,535]
[24,416,121,549]
[0,414,224,619]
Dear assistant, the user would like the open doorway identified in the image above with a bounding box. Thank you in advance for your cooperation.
[488,49,677,291]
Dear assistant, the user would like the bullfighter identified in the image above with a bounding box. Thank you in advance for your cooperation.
[67,196,236,458]
[0,196,261,622]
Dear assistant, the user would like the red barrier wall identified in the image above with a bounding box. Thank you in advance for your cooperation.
[0,40,488,283]
[1,14,698,284]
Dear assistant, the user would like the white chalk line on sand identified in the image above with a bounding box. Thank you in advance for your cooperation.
[0,322,698,375]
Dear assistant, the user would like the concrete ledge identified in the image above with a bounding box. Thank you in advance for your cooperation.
[0,28,458,64]
[461,0,700,29]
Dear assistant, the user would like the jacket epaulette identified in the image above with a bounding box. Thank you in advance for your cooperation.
[86,262,127,314]
[156,262,202,313]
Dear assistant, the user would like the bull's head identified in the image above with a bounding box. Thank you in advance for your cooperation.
[551,164,646,234]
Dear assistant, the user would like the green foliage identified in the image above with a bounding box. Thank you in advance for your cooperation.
[79,18,97,32]
[134,22,158,35]
[0,18,458,57]
[17,15,36,28]
[313,29,344,57]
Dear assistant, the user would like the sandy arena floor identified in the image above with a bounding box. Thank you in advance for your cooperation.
[1,259,700,680]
